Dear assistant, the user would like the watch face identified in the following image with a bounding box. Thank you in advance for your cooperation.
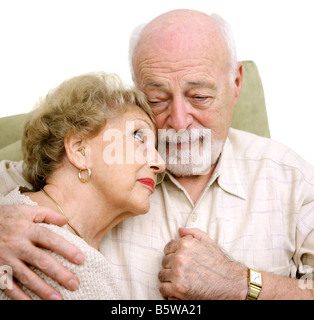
[250,269,262,286]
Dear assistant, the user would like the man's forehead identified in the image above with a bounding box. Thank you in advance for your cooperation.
[141,73,217,90]
[134,37,229,87]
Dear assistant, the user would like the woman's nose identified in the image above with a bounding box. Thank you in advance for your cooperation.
[148,149,166,174]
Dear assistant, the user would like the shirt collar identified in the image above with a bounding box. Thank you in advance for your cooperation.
[215,136,248,200]
[156,133,248,200]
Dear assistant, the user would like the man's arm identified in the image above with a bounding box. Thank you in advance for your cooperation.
[0,204,85,299]
[158,228,314,300]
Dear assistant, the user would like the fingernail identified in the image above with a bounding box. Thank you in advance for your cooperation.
[67,279,79,290]
[74,253,85,264]
[50,294,62,300]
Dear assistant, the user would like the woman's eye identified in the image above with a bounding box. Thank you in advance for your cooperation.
[134,130,144,142]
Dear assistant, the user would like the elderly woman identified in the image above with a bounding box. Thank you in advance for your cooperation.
[0,72,165,299]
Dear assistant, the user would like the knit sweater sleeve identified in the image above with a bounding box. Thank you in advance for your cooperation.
[0,187,120,300]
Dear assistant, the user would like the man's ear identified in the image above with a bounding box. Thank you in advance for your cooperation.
[233,61,243,102]
[64,134,88,169]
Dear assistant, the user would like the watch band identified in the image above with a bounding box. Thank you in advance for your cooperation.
[246,268,262,300]
[246,284,262,300]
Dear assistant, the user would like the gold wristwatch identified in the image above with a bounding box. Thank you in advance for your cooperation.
[246,268,262,300]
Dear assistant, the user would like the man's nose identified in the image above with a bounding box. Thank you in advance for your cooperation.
[166,96,193,131]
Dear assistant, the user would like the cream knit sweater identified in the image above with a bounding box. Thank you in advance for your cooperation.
[0,187,120,300]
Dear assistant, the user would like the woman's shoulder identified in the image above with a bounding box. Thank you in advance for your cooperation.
[0,187,120,300]
[32,223,120,300]
[0,186,37,206]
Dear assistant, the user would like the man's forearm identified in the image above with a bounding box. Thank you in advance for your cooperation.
[258,272,314,300]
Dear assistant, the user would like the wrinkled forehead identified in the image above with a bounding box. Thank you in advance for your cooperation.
[133,15,230,79]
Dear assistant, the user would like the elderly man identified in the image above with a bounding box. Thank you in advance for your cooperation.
[0,9,313,300]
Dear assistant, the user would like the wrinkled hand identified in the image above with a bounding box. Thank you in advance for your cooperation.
[0,204,85,300]
[158,228,248,300]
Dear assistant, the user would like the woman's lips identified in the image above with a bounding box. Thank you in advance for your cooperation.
[137,178,155,192]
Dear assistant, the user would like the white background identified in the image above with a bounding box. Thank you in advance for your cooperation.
[1,0,313,165]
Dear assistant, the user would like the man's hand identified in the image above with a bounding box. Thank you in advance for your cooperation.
[158,227,248,300]
[0,204,85,300]
[159,228,314,300]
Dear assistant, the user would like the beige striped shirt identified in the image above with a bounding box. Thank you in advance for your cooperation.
[1,128,314,299]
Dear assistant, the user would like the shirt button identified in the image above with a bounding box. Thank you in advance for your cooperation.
[191,214,198,222]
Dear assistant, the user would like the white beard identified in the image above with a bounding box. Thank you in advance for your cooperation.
[158,128,224,177]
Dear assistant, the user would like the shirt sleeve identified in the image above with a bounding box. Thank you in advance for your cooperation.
[293,200,314,280]
[0,160,32,196]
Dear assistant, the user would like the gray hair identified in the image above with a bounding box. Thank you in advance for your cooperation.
[128,23,146,83]
[128,13,238,85]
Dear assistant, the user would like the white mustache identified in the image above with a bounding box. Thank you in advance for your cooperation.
[157,128,224,176]
[158,128,211,145]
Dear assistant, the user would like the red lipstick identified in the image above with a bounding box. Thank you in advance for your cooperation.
[137,178,155,192]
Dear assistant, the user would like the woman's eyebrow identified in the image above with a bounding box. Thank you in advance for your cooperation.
[131,118,154,129]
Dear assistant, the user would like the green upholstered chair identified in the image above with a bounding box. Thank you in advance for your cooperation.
[0,60,270,162]
[0,113,27,161]
[231,60,270,138]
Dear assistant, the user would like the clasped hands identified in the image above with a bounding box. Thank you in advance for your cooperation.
[158,228,248,300]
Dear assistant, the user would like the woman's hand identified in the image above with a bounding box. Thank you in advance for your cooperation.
[0,204,85,299]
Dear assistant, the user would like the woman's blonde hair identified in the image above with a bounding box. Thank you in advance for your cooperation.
[22,71,155,190]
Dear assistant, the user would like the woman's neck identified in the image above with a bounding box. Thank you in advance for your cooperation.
[27,177,124,250]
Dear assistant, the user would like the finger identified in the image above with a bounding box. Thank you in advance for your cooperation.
[178,227,211,241]
[182,234,193,239]
[3,279,32,300]
[28,205,68,226]
[0,204,67,226]
[18,240,81,293]
[161,253,173,269]
[164,239,181,255]
[159,281,175,299]
[7,259,63,300]
[30,224,85,265]
[158,268,172,283]
[164,236,195,255]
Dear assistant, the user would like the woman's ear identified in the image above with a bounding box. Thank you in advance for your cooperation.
[64,134,89,169]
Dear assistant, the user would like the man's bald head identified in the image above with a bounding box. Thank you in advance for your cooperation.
[129,9,238,85]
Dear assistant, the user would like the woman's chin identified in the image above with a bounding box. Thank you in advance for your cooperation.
[135,200,151,216]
